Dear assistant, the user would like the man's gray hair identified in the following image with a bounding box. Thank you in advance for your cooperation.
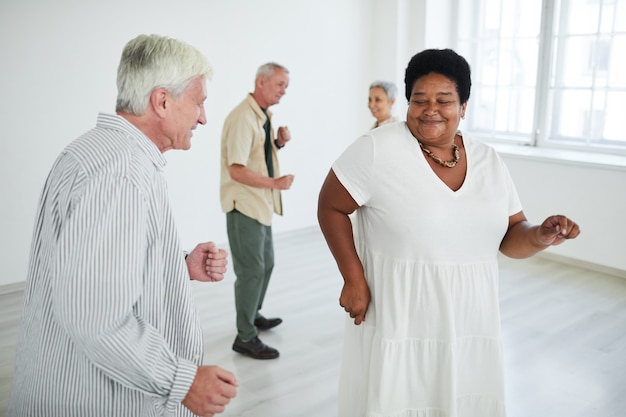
[256,62,289,80]
[370,80,398,102]
[116,34,213,115]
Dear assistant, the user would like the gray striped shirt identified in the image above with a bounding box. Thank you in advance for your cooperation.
[8,113,202,417]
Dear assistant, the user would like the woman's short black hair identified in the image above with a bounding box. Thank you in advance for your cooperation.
[404,49,472,104]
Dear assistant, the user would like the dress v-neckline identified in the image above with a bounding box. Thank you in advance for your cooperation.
[413,134,469,194]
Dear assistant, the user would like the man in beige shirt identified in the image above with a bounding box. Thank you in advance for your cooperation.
[220,62,294,359]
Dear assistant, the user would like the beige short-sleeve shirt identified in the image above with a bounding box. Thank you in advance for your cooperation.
[220,94,282,226]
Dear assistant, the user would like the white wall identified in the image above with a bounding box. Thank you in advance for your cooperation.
[0,0,384,287]
[501,153,626,274]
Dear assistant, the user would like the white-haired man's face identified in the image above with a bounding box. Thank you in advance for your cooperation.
[255,68,289,109]
[161,77,208,152]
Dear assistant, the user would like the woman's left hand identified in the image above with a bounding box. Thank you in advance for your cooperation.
[536,214,581,246]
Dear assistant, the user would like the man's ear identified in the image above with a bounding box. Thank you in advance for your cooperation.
[255,74,265,90]
[150,88,169,118]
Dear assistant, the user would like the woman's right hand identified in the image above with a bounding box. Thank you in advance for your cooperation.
[340,278,371,325]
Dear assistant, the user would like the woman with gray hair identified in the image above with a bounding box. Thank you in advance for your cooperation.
[368,80,398,129]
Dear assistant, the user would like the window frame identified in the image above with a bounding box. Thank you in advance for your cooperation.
[455,0,626,158]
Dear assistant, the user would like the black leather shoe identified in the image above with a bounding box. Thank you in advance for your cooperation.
[254,316,283,330]
[232,336,279,359]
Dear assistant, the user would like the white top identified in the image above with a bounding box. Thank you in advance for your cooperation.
[371,115,399,130]
[332,122,522,417]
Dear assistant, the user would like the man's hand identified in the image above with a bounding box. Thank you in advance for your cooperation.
[273,174,295,190]
[276,126,291,147]
[187,242,229,282]
[182,366,238,417]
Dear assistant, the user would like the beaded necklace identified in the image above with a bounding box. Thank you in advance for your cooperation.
[418,141,460,168]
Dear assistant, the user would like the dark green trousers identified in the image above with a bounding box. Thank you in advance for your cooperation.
[226,209,274,340]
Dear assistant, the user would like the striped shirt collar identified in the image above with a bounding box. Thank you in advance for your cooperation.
[96,113,167,171]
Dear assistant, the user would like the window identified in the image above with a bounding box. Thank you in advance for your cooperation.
[456,0,626,155]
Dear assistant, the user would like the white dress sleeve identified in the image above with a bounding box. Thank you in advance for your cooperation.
[331,134,375,206]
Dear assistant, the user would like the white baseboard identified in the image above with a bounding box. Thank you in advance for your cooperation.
[536,252,626,280]
[0,281,25,296]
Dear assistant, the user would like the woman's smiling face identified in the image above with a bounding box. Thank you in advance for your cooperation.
[368,87,394,123]
[406,72,466,144]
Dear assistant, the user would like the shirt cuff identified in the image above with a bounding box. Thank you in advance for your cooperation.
[163,358,197,413]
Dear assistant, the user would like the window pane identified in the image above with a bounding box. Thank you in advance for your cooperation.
[590,90,607,139]
[476,40,500,87]
[600,0,618,34]
[616,0,626,31]
[604,91,626,143]
[559,0,601,35]
[483,0,503,31]
[548,88,621,145]
[468,87,497,132]
[501,1,542,37]
[494,87,535,134]
[609,35,626,87]
[494,88,512,131]
[549,89,591,140]
[497,39,539,87]
[552,36,596,88]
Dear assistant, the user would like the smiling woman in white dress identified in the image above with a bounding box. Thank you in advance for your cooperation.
[317,48,581,417]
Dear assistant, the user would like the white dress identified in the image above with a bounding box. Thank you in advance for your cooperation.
[332,122,522,417]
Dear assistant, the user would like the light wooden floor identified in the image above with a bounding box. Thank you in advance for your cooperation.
[1,226,625,417]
